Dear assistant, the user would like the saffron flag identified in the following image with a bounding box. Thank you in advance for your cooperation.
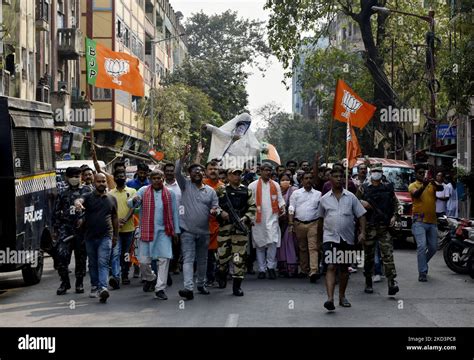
[332,79,376,129]
[86,37,144,97]
[346,118,362,169]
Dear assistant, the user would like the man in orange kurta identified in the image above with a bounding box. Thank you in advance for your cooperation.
[203,160,224,286]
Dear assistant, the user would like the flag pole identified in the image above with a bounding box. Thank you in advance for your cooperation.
[85,37,95,153]
[325,114,334,167]
[346,117,350,189]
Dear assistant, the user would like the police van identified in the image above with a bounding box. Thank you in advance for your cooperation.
[0,96,56,285]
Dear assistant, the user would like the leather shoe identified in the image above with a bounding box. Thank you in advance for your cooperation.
[178,289,194,300]
[197,286,210,295]
[309,273,320,283]
[388,279,399,295]
[257,272,266,279]
[268,269,276,280]
[324,300,335,311]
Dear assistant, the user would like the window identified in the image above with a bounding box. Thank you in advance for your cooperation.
[21,48,27,79]
[12,129,54,176]
[93,87,112,100]
[36,0,50,22]
[57,0,65,29]
[116,19,123,39]
[116,89,130,108]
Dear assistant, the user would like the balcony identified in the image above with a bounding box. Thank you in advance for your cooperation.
[57,28,83,60]
[35,1,50,32]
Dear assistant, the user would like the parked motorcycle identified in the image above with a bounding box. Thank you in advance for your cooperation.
[439,216,474,275]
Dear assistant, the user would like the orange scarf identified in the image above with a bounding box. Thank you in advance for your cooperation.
[256,178,279,223]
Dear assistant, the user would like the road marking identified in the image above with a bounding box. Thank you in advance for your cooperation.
[225,313,239,327]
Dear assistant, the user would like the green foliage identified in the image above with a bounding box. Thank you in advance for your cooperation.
[165,58,249,121]
[184,10,271,72]
[166,10,272,121]
[137,84,221,161]
[263,112,326,163]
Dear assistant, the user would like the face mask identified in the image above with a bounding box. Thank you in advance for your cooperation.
[280,180,291,190]
[115,178,126,187]
[68,178,81,186]
[371,172,383,181]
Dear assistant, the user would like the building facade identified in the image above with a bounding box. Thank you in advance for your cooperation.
[80,0,187,162]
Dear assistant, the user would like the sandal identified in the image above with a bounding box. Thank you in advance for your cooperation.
[339,297,351,307]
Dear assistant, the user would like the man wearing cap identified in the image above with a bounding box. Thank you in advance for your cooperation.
[357,163,400,295]
[203,159,224,287]
[215,168,256,296]
[52,167,92,295]
[248,162,285,280]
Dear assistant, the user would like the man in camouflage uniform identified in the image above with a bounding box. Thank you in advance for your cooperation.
[53,167,92,295]
[357,163,400,295]
[215,168,256,296]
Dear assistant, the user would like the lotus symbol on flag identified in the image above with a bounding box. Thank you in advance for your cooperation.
[341,90,362,119]
[104,58,130,85]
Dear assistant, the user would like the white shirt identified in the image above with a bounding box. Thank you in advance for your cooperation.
[165,180,182,206]
[317,189,366,245]
[436,185,449,213]
[288,187,321,222]
[248,179,285,248]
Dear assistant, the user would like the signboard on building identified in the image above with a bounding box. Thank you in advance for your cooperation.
[54,131,63,152]
[436,125,457,139]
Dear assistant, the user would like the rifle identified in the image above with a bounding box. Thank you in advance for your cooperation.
[223,190,249,236]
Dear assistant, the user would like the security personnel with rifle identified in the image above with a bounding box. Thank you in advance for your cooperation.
[215,168,256,296]
[53,167,92,295]
[357,163,400,296]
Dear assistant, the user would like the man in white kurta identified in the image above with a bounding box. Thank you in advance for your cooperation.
[248,163,285,279]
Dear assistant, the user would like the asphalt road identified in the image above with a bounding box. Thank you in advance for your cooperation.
[0,249,472,327]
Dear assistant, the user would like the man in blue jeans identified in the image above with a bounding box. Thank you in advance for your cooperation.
[176,145,219,300]
[408,164,444,282]
[108,170,136,288]
[75,173,118,303]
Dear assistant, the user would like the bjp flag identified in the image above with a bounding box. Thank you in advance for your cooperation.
[346,118,362,169]
[86,37,144,97]
[332,79,376,129]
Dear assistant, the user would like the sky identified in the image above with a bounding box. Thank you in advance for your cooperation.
[170,0,292,127]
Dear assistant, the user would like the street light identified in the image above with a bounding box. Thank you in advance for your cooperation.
[372,6,437,152]
[149,33,187,148]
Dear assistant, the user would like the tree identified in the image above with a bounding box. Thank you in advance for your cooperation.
[165,58,248,121]
[263,111,326,164]
[137,84,222,161]
[184,10,271,71]
[266,0,453,157]
[299,46,373,159]
[166,10,272,121]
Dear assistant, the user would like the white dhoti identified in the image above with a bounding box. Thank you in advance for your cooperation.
[248,179,285,272]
